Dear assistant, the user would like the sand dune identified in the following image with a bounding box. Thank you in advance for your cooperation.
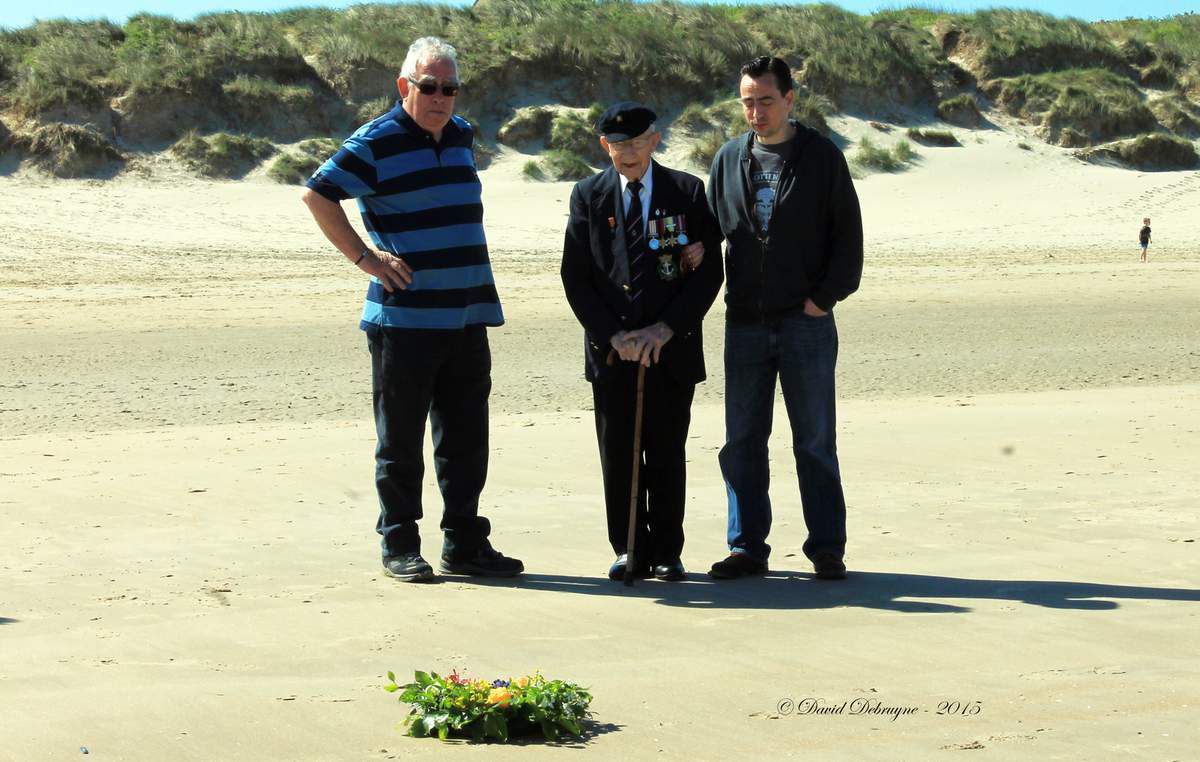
[2,125,1199,758]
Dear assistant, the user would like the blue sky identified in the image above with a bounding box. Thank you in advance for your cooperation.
[1,0,1195,30]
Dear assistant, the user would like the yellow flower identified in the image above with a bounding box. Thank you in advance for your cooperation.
[487,688,512,707]
[514,676,529,689]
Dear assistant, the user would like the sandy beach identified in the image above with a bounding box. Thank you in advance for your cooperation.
[2,118,1199,759]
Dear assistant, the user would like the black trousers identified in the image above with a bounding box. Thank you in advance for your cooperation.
[367,325,492,559]
[592,361,695,564]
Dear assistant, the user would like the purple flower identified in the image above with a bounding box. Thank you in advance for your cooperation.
[492,679,510,688]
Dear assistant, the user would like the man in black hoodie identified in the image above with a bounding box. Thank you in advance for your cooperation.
[705,57,863,581]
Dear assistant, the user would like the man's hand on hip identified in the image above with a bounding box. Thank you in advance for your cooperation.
[803,298,828,317]
[361,250,413,292]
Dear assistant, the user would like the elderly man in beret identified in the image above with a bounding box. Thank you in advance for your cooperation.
[561,102,723,581]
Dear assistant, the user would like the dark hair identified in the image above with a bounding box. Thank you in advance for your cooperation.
[740,56,793,95]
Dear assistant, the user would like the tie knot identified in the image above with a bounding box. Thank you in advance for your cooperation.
[628,179,643,196]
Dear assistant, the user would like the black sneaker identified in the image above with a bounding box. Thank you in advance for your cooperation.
[440,544,524,578]
[812,553,847,580]
[708,553,768,579]
[383,552,434,582]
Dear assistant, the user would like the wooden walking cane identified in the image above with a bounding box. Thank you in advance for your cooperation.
[623,363,647,587]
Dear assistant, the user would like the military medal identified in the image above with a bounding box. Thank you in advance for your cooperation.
[676,214,688,246]
[663,216,676,247]
[647,218,661,250]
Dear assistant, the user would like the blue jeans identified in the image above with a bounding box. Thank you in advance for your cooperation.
[718,311,847,563]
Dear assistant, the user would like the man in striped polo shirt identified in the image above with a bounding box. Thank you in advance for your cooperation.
[301,37,522,582]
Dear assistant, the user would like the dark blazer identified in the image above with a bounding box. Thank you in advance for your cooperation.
[561,161,723,385]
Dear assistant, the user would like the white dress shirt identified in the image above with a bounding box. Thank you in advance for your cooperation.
[618,162,653,240]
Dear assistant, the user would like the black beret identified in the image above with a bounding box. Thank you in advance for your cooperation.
[594,101,658,142]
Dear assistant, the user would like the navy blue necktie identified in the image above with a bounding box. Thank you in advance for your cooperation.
[626,179,649,302]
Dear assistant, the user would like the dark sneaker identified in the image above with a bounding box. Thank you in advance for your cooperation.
[708,552,768,579]
[652,560,686,582]
[440,544,524,578]
[812,553,847,580]
[383,552,434,582]
[608,553,653,581]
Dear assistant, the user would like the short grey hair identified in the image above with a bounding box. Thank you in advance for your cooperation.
[400,37,459,81]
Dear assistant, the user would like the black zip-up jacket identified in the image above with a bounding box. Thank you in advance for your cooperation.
[706,121,863,321]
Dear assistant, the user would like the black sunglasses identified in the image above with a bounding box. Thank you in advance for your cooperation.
[407,77,460,97]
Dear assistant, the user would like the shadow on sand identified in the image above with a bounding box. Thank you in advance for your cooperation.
[445,571,1200,613]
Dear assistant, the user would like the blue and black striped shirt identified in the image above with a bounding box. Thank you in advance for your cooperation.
[307,102,504,330]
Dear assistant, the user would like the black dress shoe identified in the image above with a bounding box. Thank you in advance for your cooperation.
[440,543,524,577]
[608,553,652,581]
[383,552,435,582]
[812,553,847,580]
[708,552,768,579]
[653,560,686,581]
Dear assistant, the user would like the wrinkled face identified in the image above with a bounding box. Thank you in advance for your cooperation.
[600,128,660,182]
[398,56,459,138]
[739,73,794,142]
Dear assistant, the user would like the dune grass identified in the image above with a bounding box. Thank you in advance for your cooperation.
[539,149,593,181]
[906,128,959,146]
[172,130,275,178]
[497,106,554,147]
[19,122,124,177]
[1114,132,1198,168]
[267,137,340,184]
[937,94,982,126]
[851,135,917,174]
[986,68,1157,145]
[548,108,607,165]
[1,4,1198,169]
[954,9,1128,78]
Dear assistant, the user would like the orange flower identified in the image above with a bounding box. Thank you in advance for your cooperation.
[487,687,512,707]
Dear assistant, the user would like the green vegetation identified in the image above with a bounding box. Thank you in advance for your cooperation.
[684,99,743,169]
[1150,94,1200,137]
[943,9,1127,79]
[497,106,553,147]
[18,122,124,177]
[548,109,607,165]
[521,159,544,181]
[1,5,1198,174]
[906,128,959,146]
[267,137,340,184]
[539,149,593,181]
[689,130,731,170]
[356,95,394,124]
[984,68,1157,146]
[794,92,832,135]
[851,136,917,174]
[1083,133,1199,170]
[937,94,982,127]
[171,130,275,178]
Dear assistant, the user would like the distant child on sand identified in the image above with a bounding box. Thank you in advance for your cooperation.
[1139,217,1152,263]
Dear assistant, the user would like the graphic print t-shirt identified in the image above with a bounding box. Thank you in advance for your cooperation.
[750,138,793,236]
